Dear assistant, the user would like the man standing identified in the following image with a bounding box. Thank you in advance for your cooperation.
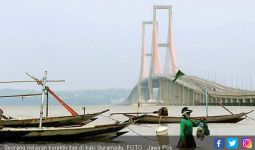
[177,107,199,148]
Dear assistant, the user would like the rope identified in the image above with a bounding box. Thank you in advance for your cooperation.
[100,114,157,141]
[101,114,155,128]
[181,76,255,122]
[135,124,154,128]
[247,116,255,121]
[179,76,255,123]
[180,76,234,115]
[127,126,158,142]
[99,114,120,122]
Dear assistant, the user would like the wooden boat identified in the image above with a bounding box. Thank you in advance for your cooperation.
[2,109,109,128]
[0,74,137,142]
[0,118,133,142]
[123,111,253,124]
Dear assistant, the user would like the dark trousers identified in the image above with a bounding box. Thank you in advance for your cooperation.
[177,135,197,149]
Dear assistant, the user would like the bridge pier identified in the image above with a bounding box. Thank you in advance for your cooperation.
[161,78,170,105]
[188,89,193,105]
[180,85,184,105]
[243,99,249,104]
[231,99,236,104]
[180,84,184,105]
[192,91,195,105]
[220,98,224,104]
[170,81,175,105]
[252,98,255,104]
[184,86,188,105]
[194,92,198,105]
[226,98,231,104]
[236,99,241,105]
[174,83,178,105]
[142,85,150,101]
[200,93,204,104]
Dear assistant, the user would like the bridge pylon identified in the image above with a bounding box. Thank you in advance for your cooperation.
[148,5,178,101]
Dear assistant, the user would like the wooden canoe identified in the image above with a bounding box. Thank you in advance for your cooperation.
[2,109,109,127]
[124,111,253,124]
[0,118,133,142]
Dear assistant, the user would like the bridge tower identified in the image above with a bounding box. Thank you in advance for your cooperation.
[147,5,178,101]
[137,21,152,101]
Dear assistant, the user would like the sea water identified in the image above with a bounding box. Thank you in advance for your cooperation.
[1,105,254,136]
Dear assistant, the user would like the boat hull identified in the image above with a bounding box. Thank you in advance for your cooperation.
[0,119,131,142]
[2,109,109,127]
[124,112,250,124]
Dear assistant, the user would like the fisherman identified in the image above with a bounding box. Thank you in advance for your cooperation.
[0,109,11,120]
[158,107,168,116]
[0,109,5,129]
[177,107,200,149]
[0,109,5,120]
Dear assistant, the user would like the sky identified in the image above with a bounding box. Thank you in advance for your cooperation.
[0,0,255,91]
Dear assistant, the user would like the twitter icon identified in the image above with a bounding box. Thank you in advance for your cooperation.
[227,138,238,149]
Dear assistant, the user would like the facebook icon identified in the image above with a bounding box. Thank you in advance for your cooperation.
[214,138,225,149]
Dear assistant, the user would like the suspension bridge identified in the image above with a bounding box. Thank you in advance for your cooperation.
[124,5,255,106]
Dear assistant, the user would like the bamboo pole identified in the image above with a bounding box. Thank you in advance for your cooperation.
[111,111,158,116]
[39,71,47,129]
[26,72,78,116]
[0,93,41,98]
[0,80,64,83]
[46,90,49,118]
[182,76,234,115]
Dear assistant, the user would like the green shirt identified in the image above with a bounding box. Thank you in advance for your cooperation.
[180,118,199,142]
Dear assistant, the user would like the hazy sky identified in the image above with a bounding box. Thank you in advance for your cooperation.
[0,0,255,90]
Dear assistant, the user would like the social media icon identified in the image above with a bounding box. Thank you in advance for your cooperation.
[227,137,238,149]
[214,138,225,149]
[242,138,252,149]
